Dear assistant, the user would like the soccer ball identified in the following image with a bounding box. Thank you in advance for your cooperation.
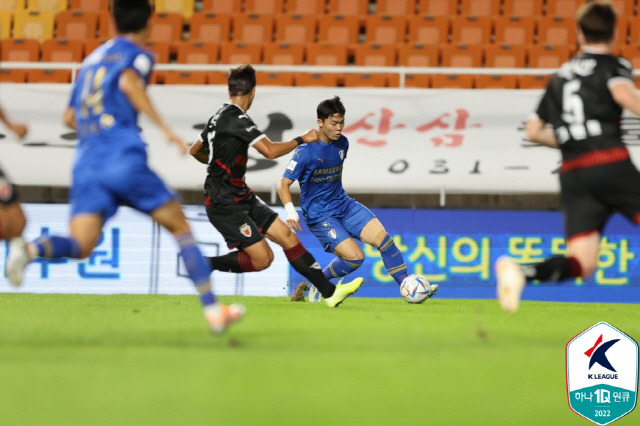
[400,274,431,304]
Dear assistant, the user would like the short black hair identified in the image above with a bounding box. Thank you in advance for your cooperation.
[113,0,152,34]
[577,1,616,43]
[228,65,256,96]
[317,96,346,120]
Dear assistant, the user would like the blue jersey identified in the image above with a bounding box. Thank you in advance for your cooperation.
[68,37,154,165]
[283,135,352,224]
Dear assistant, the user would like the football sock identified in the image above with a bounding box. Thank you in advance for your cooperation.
[208,251,256,273]
[522,256,582,283]
[323,257,363,279]
[378,233,409,285]
[32,235,81,259]
[284,242,335,298]
[177,232,216,306]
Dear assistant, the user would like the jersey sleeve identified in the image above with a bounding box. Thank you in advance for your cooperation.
[228,114,266,146]
[127,48,155,84]
[199,116,214,154]
[283,146,309,181]
[534,81,558,124]
[608,57,634,88]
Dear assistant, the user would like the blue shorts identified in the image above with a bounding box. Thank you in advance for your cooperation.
[306,199,375,253]
[70,154,175,221]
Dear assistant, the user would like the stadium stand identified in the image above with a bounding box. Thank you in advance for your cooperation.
[502,0,544,16]
[343,72,388,88]
[274,14,316,44]
[459,0,501,17]
[527,44,571,68]
[1,37,39,61]
[545,0,583,17]
[27,68,69,82]
[243,0,284,14]
[41,38,82,62]
[536,16,577,46]
[364,15,407,45]
[407,15,449,45]
[263,42,304,65]
[154,0,195,23]
[475,74,518,89]
[232,13,274,43]
[493,16,535,45]
[55,10,99,40]
[0,9,11,39]
[450,16,493,45]
[295,72,340,87]
[316,14,360,46]
[440,44,483,68]
[26,0,67,13]
[484,44,526,68]
[306,42,348,65]
[416,0,458,16]
[69,0,110,11]
[286,0,326,15]
[327,0,369,17]
[375,0,416,16]
[431,74,474,89]
[97,9,116,39]
[353,43,396,66]
[201,0,242,14]
[189,12,231,43]
[256,71,295,86]
[397,43,439,67]
[13,10,54,41]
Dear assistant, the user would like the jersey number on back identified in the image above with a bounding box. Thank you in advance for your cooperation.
[80,66,106,119]
[558,78,601,143]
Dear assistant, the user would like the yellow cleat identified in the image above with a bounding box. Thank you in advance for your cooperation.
[324,277,364,308]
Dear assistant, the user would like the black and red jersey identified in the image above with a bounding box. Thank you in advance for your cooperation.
[199,103,266,205]
[535,50,633,172]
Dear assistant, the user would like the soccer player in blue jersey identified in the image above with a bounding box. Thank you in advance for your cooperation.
[5,0,245,334]
[278,96,438,301]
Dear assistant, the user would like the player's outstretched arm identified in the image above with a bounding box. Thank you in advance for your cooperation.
[189,139,209,164]
[253,128,318,160]
[119,69,187,155]
[525,118,559,148]
[277,177,301,231]
[63,107,76,130]
[0,105,28,139]
[610,80,640,117]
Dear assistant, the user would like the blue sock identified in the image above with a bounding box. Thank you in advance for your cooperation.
[323,257,363,279]
[177,232,216,307]
[33,236,81,259]
[379,234,408,285]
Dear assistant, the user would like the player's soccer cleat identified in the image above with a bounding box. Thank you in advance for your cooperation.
[426,283,439,299]
[324,277,364,307]
[495,256,526,313]
[204,303,246,334]
[6,237,30,287]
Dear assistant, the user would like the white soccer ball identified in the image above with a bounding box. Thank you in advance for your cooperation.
[400,274,431,304]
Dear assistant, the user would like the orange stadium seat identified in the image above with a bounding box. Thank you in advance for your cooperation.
[441,44,483,67]
[295,73,339,87]
[190,12,231,43]
[201,0,242,14]
[55,10,99,40]
[13,10,54,41]
[536,16,577,47]
[493,16,535,45]
[518,74,551,89]
[353,43,396,66]
[484,44,526,68]
[619,45,640,70]
[274,14,317,44]
[244,0,284,14]
[615,16,630,45]
[26,0,67,12]
[403,74,430,88]
[154,0,195,23]
[0,10,11,39]
[545,0,581,18]
[459,0,500,16]
[431,74,474,89]
[0,38,39,61]
[407,15,449,45]
[376,0,416,16]
[528,44,571,68]
[256,71,294,86]
[417,0,458,16]
[232,14,274,43]
[70,0,110,11]
[27,68,70,83]
[176,40,219,64]
[82,38,104,58]
[0,69,27,82]
[502,0,544,17]
[148,12,183,43]
[317,14,359,45]
[207,71,228,85]
[450,16,492,45]
[97,10,116,39]
[628,18,640,46]
[263,42,304,65]
[475,74,518,89]
[219,42,262,64]
[306,42,347,65]
[0,0,25,11]
[398,43,439,67]
[327,0,369,17]
[343,73,387,88]
[164,71,207,84]
[286,0,326,15]
[41,38,83,62]
[364,15,407,45]
[143,40,171,63]
[610,0,636,17]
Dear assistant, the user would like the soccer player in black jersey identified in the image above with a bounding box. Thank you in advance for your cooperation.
[0,103,28,244]
[496,1,640,313]
[189,65,363,307]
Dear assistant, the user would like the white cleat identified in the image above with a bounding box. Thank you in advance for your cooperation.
[6,237,30,287]
[495,256,526,313]
[426,283,439,299]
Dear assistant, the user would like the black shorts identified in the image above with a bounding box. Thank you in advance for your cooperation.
[0,165,18,205]
[560,160,640,238]
[205,193,279,250]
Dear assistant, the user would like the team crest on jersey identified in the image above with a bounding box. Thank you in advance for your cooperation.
[0,178,12,201]
[339,150,344,160]
[328,229,337,239]
[321,221,330,230]
[239,223,252,237]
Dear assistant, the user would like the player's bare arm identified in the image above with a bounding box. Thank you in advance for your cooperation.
[610,80,640,117]
[63,107,76,130]
[189,139,209,164]
[119,68,188,155]
[525,118,559,148]
[277,177,301,231]
[0,105,28,139]
[252,128,318,160]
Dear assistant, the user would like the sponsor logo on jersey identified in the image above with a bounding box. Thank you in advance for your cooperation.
[239,223,252,237]
[328,229,336,239]
[321,221,330,230]
[339,149,344,160]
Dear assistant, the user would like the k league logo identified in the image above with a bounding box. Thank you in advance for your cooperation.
[566,322,638,425]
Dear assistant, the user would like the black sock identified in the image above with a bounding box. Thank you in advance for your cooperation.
[284,243,335,298]
[522,256,582,282]
[208,251,256,273]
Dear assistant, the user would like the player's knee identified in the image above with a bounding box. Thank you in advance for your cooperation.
[251,250,274,271]
[580,261,598,279]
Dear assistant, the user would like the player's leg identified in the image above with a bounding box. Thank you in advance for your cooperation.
[265,217,363,307]
[326,238,364,280]
[0,201,26,240]
[359,218,409,286]
[151,199,245,333]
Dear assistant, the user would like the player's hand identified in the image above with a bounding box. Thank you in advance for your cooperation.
[284,202,302,231]
[163,128,188,155]
[287,218,302,232]
[10,123,27,139]
[300,128,319,143]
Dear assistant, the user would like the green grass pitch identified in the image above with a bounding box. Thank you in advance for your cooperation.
[0,294,638,426]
